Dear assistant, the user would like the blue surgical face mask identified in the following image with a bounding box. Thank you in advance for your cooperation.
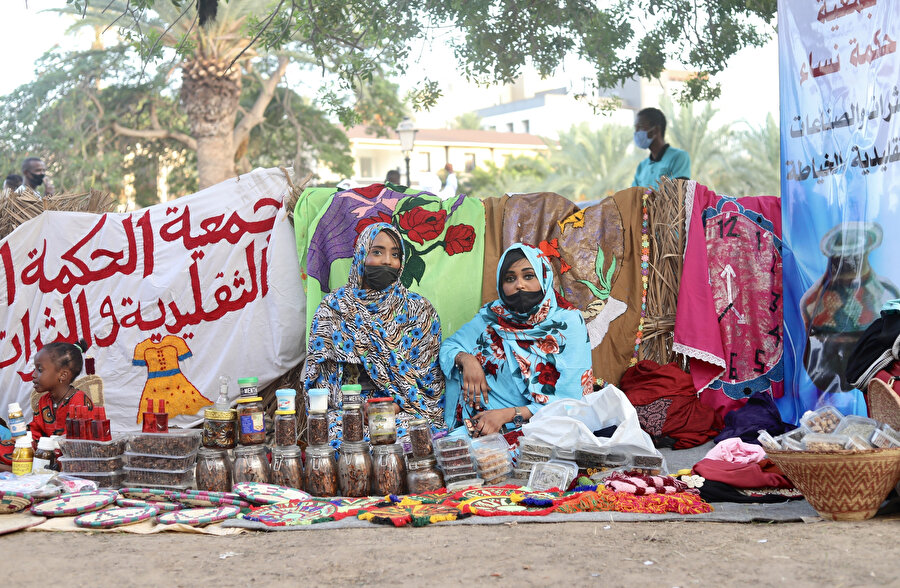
[634,130,652,150]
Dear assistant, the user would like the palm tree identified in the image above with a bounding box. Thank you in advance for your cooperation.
[660,95,733,185]
[728,114,781,196]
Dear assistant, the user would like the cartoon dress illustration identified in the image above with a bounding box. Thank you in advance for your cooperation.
[132,335,212,424]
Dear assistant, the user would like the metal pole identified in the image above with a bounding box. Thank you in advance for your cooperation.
[404,154,411,186]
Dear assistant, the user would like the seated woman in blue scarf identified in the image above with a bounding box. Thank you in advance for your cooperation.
[440,243,594,437]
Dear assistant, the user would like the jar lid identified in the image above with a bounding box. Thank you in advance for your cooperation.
[407,456,437,469]
[340,384,362,392]
[275,409,296,415]
[340,440,371,452]
[367,397,393,405]
[272,446,302,457]
[237,377,259,386]
[198,446,230,457]
[205,408,235,420]
[409,418,428,426]
[372,443,403,455]
[234,445,268,455]
[308,388,329,396]
[235,396,263,403]
[305,444,335,456]
[275,388,296,396]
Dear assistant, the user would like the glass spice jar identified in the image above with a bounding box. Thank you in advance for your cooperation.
[233,445,271,484]
[235,396,266,445]
[406,455,444,494]
[203,408,236,449]
[307,411,329,446]
[342,402,364,443]
[195,447,233,492]
[305,445,338,497]
[371,443,406,496]
[366,398,397,445]
[274,410,298,447]
[338,441,373,497]
[271,446,304,490]
[408,418,433,458]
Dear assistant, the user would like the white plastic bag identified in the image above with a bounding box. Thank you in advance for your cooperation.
[521,385,661,460]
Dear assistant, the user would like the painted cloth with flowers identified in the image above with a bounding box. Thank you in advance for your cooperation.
[303,223,445,449]
[440,243,594,434]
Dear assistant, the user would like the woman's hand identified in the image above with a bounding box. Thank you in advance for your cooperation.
[471,408,513,437]
[456,353,490,410]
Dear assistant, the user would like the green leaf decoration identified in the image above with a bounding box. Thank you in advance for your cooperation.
[403,251,427,286]
[577,279,604,299]
[580,246,617,301]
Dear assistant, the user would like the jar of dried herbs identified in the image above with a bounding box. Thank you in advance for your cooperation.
[233,445,271,484]
[366,398,397,445]
[342,402,364,443]
[195,447,233,492]
[235,396,266,445]
[407,455,444,494]
[372,443,406,496]
[274,410,298,447]
[338,441,372,497]
[408,418,433,458]
[271,446,304,489]
[305,445,338,497]
[202,408,236,449]
[307,411,329,446]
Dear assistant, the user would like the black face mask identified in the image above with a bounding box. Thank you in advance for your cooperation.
[502,289,544,314]
[363,265,401,291]
[30,173,45,186]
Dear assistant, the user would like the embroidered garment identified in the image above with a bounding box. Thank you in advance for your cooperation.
[303,223,445,447]
[603,471,692,495]
[440,243,594,432]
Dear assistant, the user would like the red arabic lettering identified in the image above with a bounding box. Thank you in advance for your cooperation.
[159,198,281,250]
[0,241,15,305]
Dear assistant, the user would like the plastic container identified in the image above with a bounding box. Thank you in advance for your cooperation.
[799,406,844,434]
[371,443,406,495]
[518,437,554,457]
[73,469,126,489]
[573,443,608,468]
[124,451,198,471]
[307,411,329,446]
[367,398,397,445]
[802,433,851,452]
[195,447,232,492]
[407,456,444,493]
[124,465,195,487]
[471,433,513,484]
[11,433,33,476]
[408,419,434,458]
[127,430,201,456]
[552,446,577,462]
[631,453,664,475]
[601,449,629,468]
[775,433,803,451]
[271,446,304,490]
[446,478,484,492]
[32,437,57,473]
[235,396,266,445]
[7,402,26,438]
[308,388,329,413]
[434,437,472,460]
[845,434,873,450]
[59,434,128,458]
[274,411,298,447]
[834,415,879,441]
[232,445,271,484]
[59,455,124,474]
[276,388,297,412]
[340,384,362,406]
[871,426,900,449]
[337,441,372,497]
[527,461,573,491]
[305,445,338,497]
[757,430,782,451]
[238,377,259,398]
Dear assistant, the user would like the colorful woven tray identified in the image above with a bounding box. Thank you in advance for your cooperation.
[0,491,33,514]
[116,498,181,512]
[174,490,251,508]
[31,491,119,517]
[232,482,311,505]
[157,505,240,526]
[242,500,339,526]
[74,506,158,529]
[357,502,466,527]
[456,494,559,517]
[119,488,182,503]
[328,497,385,518]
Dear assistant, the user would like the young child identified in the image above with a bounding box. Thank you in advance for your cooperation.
[30,339,94,445]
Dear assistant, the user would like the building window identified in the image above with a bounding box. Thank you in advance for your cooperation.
[522,120,530,133]
[488,125,496,132]
[420,152,431,172]
[464,153,476,172]
[359,157,373,178]
[506,122,515,133]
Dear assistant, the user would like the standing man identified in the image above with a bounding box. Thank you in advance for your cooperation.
[19,157,54,197]
[438,163,458,200]
[632,108,690,189]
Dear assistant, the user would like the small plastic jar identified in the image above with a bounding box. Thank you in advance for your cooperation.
[408,418,433,458]
[338,441,373,497]
[196,447,233,492]
[305,445,338,497]
[238,377,259,398]
[366,398,397,445]
[342,402,364,443]
[274,410,297,447]
[275,388,297,412]
[271,446,304,489]
[233,445,270,484]
[407,455,444,493]
[308,388,329,413]
[235,396,266,445]
[340,383,362,406]
[202,408,236,449]
[371,443,406,495]
[307,411,329,446]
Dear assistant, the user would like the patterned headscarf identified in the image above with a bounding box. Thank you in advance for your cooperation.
[304,223,445,418]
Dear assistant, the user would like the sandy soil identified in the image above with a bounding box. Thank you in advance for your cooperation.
[3,518,898,587]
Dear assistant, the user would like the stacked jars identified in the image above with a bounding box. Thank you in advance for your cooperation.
[366,397,408,495]
[232,376,270,485]
[406,418,443,493]
[198,376,236,492]
[305,386,336,496]
[337,385,372,496]
[271,388,303,489]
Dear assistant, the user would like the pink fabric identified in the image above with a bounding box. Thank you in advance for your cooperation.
[703,437,766,464]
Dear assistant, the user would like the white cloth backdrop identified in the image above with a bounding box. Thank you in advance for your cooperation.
[0,167,306,432]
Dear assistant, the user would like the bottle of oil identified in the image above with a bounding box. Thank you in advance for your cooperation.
[11,433,34,476]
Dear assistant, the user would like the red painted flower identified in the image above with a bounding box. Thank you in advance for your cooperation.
[536,362,560,386]
[355,212,393,235]
[538,238,560,258]
[443,224,476,256]
[398,207,447,244]
[354,183,385,199]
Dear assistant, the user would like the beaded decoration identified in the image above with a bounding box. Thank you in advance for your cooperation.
[630,189,651,368]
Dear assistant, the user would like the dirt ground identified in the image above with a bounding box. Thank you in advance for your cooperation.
[3,518,898,587]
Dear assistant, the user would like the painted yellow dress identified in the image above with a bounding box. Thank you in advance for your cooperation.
[132,335,212,424]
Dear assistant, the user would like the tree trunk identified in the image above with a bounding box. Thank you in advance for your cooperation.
[180,58,241,189]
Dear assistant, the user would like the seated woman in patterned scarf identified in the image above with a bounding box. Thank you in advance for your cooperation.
[440,243,594,438]
[303,222,445,449]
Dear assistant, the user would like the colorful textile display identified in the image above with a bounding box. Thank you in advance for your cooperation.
[555,488,712,515]
[328,496,385,517]
[294,186,486,339]
[357,502,465,527]
[713,391,789,444]
[619,359,722,448]
[242,499,340,526]
[604,472,692,495]
[456,494,560,517]
[672,182,784,418]
[440,243,594,431]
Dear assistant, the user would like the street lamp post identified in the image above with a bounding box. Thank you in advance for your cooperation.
[396,117,418,186]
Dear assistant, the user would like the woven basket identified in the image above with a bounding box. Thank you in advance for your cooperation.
[767,448,900,521]
[868,378,900,430]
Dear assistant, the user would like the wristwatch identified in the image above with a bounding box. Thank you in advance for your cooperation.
[512,406,525,427]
